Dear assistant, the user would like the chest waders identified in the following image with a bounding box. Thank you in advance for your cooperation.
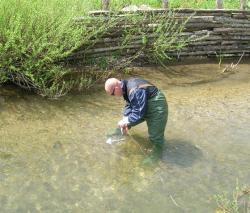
[128,83,168,145]
[145,90,168,145]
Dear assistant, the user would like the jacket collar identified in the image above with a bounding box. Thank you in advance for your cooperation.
[121,80,129,101]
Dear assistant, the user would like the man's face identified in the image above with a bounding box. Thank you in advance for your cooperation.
[110,86,116,96]
[105,79,122,97]
[107,84,122,97]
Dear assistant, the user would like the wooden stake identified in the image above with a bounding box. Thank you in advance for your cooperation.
[216,0,223,9]
[162,0,168,9]
[240,0,247,10]
[102,0,109,11]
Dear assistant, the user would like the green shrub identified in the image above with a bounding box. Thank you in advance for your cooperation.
[0,0,200,98]
[0,0,111,97]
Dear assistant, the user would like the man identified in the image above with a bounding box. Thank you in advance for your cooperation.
[104,77,168,147]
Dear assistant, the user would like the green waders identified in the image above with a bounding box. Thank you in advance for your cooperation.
[129,90,168,145]
[145,90,168,145]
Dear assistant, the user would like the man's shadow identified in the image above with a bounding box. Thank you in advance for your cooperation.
[131,135,203,168]
[162,139,203,167]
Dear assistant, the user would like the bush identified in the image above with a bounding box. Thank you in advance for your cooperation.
[0,0,110,97]
[0,0,194,98]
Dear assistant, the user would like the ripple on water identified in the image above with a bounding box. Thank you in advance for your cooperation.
[0,60,250,212]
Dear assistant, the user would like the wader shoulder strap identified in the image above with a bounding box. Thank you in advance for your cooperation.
[129,83,154,95]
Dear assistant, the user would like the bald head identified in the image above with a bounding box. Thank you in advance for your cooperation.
[105,78,122,96]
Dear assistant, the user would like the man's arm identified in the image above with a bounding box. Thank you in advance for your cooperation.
[123,102,132,116]
[127,88,147,124]
[118,89,147,134]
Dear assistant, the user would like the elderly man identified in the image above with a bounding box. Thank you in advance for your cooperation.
[105,77,168,147]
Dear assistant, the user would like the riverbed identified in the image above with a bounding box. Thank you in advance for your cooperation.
[0,59,249,212]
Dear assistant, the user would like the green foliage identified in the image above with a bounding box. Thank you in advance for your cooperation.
[99,11,194,70]
[247,1,250,9]
[0,0,112,97]
[0,0,195,98]
[144,12,195,66]
[0,0,242,97]
[72,0,242,10]
[216,51,225,67]
[214,183,250,213]
[215,193,240,213]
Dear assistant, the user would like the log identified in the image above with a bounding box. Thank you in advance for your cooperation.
[224,35,250,40]
[185,23,223,29]
[69,9,250,62]
[213,27,250,32]
[169,50,249,56]
[185,44,250,51]
[221,40,249,44]
[214,16,250,24]
[187,16,215,22]
[227,32,250,35]
[77,44,144,55]
[232,13,249,19]
[76,41,250,57]
[89,9,250,16]
[223,23,250,28]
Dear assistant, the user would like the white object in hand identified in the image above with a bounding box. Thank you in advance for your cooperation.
[106,138,112,144]
[118,116,129,127]
[106,137,125,145]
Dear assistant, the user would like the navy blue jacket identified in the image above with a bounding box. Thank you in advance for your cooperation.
[121,78,158,124]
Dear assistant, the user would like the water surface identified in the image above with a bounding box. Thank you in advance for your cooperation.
[0,59,250,212]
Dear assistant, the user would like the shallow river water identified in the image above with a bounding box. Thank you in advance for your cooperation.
[0,59,250,212]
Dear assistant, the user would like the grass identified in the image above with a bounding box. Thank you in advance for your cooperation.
[75,0,242,10]
[214,183,250,213]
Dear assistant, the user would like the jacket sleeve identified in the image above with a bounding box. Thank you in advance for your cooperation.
[123,102,132,116]
[127,89,147,124]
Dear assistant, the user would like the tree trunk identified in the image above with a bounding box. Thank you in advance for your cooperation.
[162,0,168,9]
[240,0,246,10]
[216,0,223,9]
[102,0,109,10]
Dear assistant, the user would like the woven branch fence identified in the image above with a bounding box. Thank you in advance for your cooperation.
[69,9,250,64]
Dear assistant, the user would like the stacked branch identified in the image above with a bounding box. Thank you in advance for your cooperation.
[69,9,250,64]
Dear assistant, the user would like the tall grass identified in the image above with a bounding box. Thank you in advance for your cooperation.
[169,0,241,9]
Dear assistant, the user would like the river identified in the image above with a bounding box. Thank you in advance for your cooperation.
[0,59,249,212]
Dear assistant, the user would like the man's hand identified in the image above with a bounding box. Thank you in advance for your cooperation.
[118,117,129,135]
[121,125,129,135]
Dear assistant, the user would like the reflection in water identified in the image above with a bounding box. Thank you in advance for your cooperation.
[0,60,250,212]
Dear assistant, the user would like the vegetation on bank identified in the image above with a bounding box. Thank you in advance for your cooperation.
[0,0,248,97]
[214,183,250,213]
[0,0,194,97]
[0,0,114,97]
[74,0,246,11]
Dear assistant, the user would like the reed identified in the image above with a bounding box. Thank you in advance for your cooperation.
[214,183,250,213]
